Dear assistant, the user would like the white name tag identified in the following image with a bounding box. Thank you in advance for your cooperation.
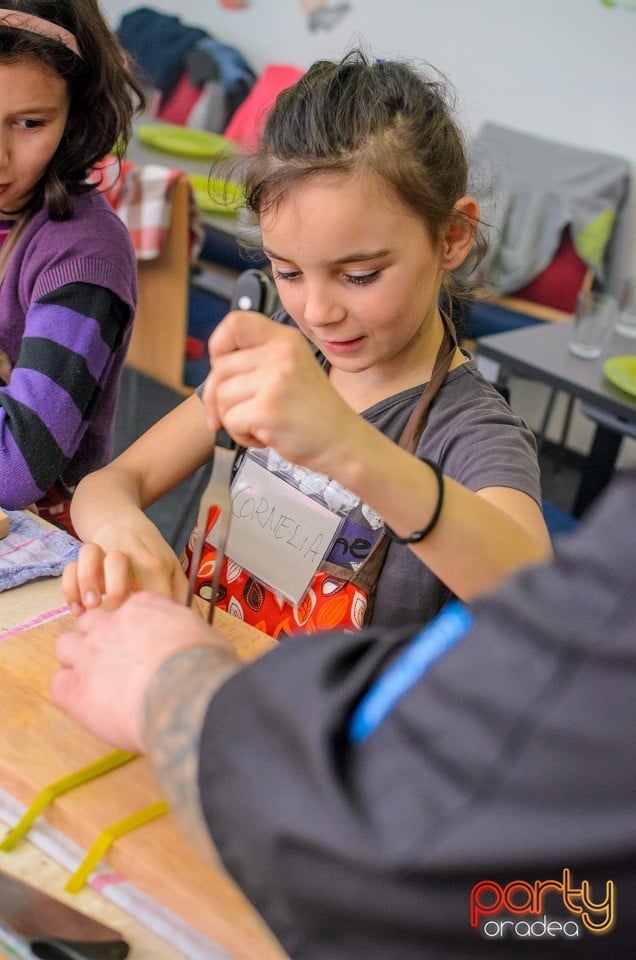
[206,457,342,604]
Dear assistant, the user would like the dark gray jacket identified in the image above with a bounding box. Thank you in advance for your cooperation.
[199,469,636,959]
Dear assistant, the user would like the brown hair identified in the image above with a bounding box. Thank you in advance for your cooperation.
[0,0,145,219]
[233,49,485,300]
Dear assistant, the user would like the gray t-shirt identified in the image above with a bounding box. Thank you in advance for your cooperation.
[364,355,541,629]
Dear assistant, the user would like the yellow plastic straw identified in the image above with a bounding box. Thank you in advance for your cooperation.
[0,750,136,851]
[64,801,168,893]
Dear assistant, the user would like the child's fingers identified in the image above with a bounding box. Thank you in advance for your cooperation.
[109,554,188,607]
[170,565,190,606]
[73,542,107,611]
[202,313,269,431]
[102,550,139,607]
[208,309,274,357]
[61,560,84,616]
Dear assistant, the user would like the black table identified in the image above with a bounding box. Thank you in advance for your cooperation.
[477,320,636,517]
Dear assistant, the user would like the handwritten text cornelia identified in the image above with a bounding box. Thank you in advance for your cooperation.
[232,489,325,562]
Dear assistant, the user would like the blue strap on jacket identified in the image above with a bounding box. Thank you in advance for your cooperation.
[349,602,474,744]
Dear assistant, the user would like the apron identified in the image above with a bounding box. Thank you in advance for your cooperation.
[182,320,457,638]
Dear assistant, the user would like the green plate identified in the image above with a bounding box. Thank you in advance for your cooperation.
[188,174,244,215]
[136,123,236,160]
[603,355,636,398]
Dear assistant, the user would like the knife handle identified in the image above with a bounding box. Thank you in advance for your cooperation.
[218,268,276,452]
[229,267,276,317]
[31,937,129,959]
[215,426,238,451]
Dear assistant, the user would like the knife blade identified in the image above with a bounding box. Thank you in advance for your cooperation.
[0,868,129,959]
[187,269,276,624]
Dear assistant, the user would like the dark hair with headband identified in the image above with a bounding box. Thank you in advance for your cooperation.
[234,49,485,301]
[0,0,145,219]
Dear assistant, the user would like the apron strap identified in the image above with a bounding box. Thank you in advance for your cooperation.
[353,315,458,611]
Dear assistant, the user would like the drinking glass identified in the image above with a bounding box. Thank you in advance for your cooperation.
[569,291,616,359]
[615,278,636,338]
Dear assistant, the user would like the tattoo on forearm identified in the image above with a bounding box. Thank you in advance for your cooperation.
[142,648,239,860]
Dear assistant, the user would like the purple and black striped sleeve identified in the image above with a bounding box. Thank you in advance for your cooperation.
[0,282,129,508]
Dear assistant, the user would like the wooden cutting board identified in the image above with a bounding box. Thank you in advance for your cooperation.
[0,606,287,960]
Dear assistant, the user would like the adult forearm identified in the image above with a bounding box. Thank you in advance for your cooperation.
[141,646,239,861]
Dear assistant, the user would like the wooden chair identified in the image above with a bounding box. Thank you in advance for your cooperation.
[120,172,207,547]
[125,173,194,396]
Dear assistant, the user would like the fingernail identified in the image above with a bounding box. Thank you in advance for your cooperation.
[85,591,98,607]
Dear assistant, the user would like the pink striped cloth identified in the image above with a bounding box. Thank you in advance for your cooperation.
[90,156,204,261]
[0,511,79,592]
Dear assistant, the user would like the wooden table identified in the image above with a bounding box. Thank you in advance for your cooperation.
[477,320,636,516]
[0,837,193,959]
[0,568,68,640]
[0,513,71,639]
[0,578,286,960]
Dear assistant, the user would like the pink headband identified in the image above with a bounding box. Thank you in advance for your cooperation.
[0,11,81,57]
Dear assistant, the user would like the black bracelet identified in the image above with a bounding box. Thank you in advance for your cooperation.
[384,458,445,544]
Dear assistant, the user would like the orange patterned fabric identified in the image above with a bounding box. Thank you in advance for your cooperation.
[182,531,368,638]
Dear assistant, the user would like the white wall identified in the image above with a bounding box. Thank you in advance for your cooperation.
[101,0,636,279]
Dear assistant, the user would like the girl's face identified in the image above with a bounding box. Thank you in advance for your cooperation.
[261,170,461,386]
[0,58,71,214]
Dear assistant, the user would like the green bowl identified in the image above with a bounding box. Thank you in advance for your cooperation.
[188,173,245,215]
[136,123,236,160]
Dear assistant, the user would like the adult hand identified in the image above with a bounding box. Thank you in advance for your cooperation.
[62,514,189,614]
[52,592,238,752]
[202,311,360,476]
